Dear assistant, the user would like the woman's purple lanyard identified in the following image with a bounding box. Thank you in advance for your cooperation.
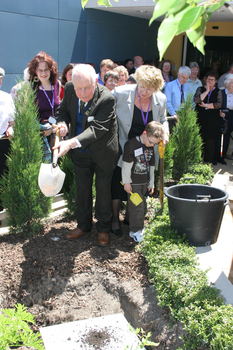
[207,87,214,104]
[137,89,151,126]
[176,80,184,101]
[41,83,55,116]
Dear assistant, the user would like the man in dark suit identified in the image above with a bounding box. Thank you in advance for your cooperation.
[55,64,120,245]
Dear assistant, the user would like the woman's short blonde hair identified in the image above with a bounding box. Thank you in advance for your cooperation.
[135,65,164,91]
[113,65,129,80]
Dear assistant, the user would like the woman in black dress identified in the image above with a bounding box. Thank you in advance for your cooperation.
[194,70,222,165]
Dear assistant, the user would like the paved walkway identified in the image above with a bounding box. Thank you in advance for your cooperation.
[195,150,233,304]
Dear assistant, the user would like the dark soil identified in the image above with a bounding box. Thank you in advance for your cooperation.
[0,208,185,350]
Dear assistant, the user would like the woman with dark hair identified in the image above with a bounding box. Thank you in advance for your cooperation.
[27,51,60,162]
[59,63,75,100]
[104,70,119,91]
[159,60,174,92]
[194,70,222,165]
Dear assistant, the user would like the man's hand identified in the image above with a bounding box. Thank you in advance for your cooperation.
[5,125,14,138]
[163,131,169,146]
[53,138,79,158]
[43,128,53,137]
[53,123,68,137]
[148,187,154,195]
[124,183,132,194]
[220,110,225,118]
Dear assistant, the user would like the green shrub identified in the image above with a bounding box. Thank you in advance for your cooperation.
[179,163,215,185]
[0,81,52,235]
[0,303,45,350]
[140,200,233,349]
[170,95,203,181]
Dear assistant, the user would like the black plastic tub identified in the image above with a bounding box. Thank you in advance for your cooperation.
[165,184,228,246]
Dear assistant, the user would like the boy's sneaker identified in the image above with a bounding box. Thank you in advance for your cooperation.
[129,231,135,239]
[129,230,144,243]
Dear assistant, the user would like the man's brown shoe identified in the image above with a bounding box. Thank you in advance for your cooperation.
[66,227,85,239]
[97,232,109,246]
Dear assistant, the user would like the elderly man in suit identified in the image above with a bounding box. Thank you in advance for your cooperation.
[55,64,120,246]
[165,65,191,133]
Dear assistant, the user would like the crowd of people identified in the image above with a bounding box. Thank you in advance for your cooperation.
[0,52,233,244]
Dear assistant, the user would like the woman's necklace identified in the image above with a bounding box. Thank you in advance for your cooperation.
[137,89,151,126]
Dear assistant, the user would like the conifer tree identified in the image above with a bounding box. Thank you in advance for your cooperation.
[0,81,52,235]
[170,94,203,181]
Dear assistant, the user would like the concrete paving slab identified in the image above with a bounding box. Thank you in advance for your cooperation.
[40,313,144,350]
[195,172,233,305]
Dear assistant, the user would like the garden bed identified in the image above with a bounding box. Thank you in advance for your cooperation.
[0,211,186,350]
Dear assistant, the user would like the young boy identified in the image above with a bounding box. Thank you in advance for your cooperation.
[122,121,165,242]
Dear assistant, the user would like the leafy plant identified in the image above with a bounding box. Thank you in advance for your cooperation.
[125,324,159,349]
[0,81,52,235]
[0,303,45,350]
[170,95,203,181]
[140,199,233,349]
[81,0,226,58]
[179,163,215,185]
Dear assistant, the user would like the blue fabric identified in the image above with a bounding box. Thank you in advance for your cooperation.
[75,99,90,154]
[162,73,174,93]
[165,79,189,116]
[186,77,202,108]
[97,73,104,85]
[75,99,86,136]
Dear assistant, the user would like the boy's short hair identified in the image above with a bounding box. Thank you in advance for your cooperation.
[100,59,114,69]
[145,121,165,141]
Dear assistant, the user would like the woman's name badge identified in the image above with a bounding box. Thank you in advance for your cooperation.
[135,148,143,157]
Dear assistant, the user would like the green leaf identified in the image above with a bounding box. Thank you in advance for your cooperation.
[81,0,89,9]
[177,6,205,35]
[81,0,118,9]
[207,0,225,13]
[149,0,184,25]
[186,15,206,46]
[157,16,179,59]
[195,34,206,55]
[167,0,188,16]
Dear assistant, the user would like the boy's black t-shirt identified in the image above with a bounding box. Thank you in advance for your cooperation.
[123,137,155,184]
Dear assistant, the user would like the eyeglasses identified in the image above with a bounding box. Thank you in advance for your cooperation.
[207,78,216,81]
[36,68,51,74]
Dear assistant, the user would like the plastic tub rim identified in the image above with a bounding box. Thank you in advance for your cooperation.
[164,184,228,203]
